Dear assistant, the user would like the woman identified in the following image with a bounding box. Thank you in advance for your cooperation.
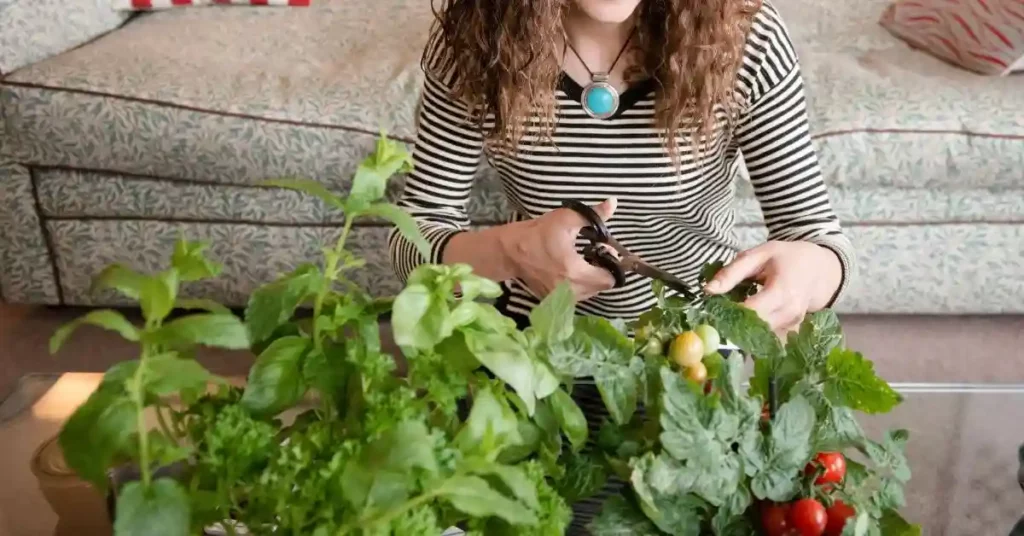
[389,0,854,530]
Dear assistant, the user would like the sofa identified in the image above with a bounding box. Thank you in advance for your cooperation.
[1,0,1022,314]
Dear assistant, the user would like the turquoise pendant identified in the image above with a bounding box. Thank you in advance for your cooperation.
[580,73,619,120]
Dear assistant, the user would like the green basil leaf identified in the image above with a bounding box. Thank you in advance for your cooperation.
[589,495,661,536]
[456,388,521,455]
[114,479,190,536]
[529,283,576,344]
[360,202,431,260]
[442,475,538,526]
[245,265,321,344]
[170,239,221,282]
[240,336,310,416]
[464,330,539,415]
[392,283,453,352]
[261,177,345,208]
[175,298,231,316]
[58,386,136,488]
[50,310,140,353]
[142,354,216,397]
[91,264,147,300]
[824,348,903,414]
[145,431,191,467]
[102,360,140,389]
[153,313,249,350]
[456,272,504,301]
[347,136,412,210]
[548,389,588,452]
[139,270,178,324]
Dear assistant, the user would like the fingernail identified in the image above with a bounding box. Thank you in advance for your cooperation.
[705,281,721,293]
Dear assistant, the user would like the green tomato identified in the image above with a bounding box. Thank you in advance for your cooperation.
[640,337,665,358]
[694,324,721,356]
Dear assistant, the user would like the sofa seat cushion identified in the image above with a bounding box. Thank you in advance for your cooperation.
[1,0,430,184]
[774,0,1023,190]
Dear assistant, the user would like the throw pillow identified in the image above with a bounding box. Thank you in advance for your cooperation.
[112,0,308,10]
[0,0,130,74]
[881,0,1024,75]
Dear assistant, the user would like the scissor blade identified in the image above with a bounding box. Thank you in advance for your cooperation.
[625,258,703,302]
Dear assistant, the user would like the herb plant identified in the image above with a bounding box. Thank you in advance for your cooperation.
[51,134,919,536]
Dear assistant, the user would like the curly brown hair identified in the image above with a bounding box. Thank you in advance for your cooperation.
[424,0,761,159]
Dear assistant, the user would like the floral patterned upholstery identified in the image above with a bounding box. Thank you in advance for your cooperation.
[1,0,1022,313]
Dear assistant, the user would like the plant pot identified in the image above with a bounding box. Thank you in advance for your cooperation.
[30,434,113,536]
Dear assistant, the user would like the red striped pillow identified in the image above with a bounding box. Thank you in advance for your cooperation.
[114,0,308,10]
[881,0,1024,75]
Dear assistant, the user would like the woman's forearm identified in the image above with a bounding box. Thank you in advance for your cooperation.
[442,224,522,283]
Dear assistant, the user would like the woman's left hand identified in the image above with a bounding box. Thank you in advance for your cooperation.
[704,241,842,335]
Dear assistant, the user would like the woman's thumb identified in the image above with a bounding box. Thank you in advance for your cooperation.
[593,198,617,221]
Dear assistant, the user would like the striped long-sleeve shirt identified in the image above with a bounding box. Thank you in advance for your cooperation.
[389,4,855,532]
[389,2,854,324]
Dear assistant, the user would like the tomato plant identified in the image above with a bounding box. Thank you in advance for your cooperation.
[761,502,793,536]
[669,331,704,367]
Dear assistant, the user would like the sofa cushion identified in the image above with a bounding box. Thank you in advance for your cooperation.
[774,0,1024,190]
[0,0,129,74]
[880,0,1024,76]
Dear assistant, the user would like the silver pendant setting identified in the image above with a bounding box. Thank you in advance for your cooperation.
[580,73,620,120]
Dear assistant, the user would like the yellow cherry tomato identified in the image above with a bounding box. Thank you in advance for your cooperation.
[684,361,708,383]
[669,331,704,367]
[694,324,721,357]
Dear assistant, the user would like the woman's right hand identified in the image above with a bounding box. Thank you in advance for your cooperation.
[499,198,619,300]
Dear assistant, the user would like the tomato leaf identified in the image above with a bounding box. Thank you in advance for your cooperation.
[114,478,190,536]
[50,309,140,353]
[589,495,662,535]
[361,202,431,260]
[548,317,641,425]
[862,429,912,482]
[823,348,902,414]
[547,388,588,452]
[529,282,576,344]
[240,336,310,416]
[245,264,321,345]
[878,509,921,536]
[628,456,708,536]
[58,385,137,488]
[171,239,221,282]
[750,395,815,502]
[152,313,249,350]
[442,475,538,525]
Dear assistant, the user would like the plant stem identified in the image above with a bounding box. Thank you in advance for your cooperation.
[313,217,355,353]
[133,347,152,488]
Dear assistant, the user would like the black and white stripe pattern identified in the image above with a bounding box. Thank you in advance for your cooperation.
[390,4,854,532]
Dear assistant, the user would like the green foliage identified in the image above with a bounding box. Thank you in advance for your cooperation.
[53,133,918,536]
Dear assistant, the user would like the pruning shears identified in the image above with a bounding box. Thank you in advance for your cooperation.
[562,199,703,303]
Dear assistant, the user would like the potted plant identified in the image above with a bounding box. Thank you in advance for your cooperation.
[49,134,920,536]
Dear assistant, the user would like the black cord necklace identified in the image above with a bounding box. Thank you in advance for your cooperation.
[564,28,636,119]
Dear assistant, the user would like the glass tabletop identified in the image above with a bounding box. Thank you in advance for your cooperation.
[2,374,1023,536]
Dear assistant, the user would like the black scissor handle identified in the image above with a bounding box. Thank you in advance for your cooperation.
[562,200,610,243]
[583,245,627,289]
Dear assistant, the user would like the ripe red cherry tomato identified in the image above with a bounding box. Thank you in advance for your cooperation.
[790,498,828,536]
[806,452,846,485]
[824,500,856,536]
[760,502,792,536]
